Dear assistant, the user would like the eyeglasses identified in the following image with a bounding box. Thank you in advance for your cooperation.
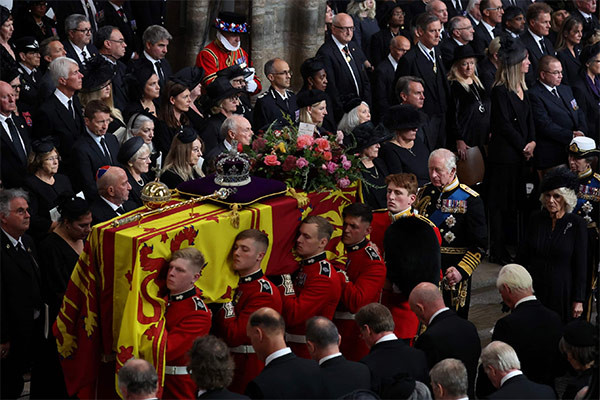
[543,70,563,75]
[455,25,473,30]
[10,84,21,90]
[273,70,293,77]
[486,6,503,11]
[109,39,126,44]
[74,28,92,34]
[333,25,355,32]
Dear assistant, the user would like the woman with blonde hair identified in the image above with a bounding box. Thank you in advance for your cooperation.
[297,89,329,136]
[347,0,379,58]
[556,16,583,86]
[160,127,204,189]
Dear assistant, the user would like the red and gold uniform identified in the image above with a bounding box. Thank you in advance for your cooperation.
[163,287,211,400]
[213,270,282,394]
[196,40,261,93]
[334,238,386,361]
[278,252,342,359]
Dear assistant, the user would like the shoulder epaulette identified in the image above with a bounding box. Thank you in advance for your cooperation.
[258,278,273,294]
[365,245,381,261]
[415,213,437,229]
[459,183,480,197]
[593,173,600,181]
[193,296,208,312]
[319,260,332,277]
[257,91,268,99]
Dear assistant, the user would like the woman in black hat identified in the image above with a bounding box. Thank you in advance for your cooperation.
[297,89,330,136]
[299,57,336,133]
[154,80,196,157]
[23,137,74,242]
[118,137,151,208]
[198,76,243,155]
[172,66,206,135]
[556,16,583,86]
[559,320,596,400]
[160,127,205,189]
[216,63,254,122]
[369,4,408,67]
[487,35,536,265]
[447,45,491,158]
[0,6,17,71]
[379,104,430,186]
[571,43,600,142]
[349,121,391,209]
[123,64,161,122]
[518,167,587,324]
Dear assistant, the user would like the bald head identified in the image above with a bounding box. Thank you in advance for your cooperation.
[97,166,131,205]
[248,307,285,335]
[409,282,446,325]
[118,358,158,400]
[390,35,411,61]
[331,13,354,45]
[247,307,286,361]
[0,81,17,116]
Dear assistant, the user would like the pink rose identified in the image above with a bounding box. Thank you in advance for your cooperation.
[323,151,332,161]
[326,161,339,174]
[314,137,331,152]
[336,130,345,145]
[252,137,268,152]
[264,155,281,166]
[282,155,298,172]
[297,135,314,150]
[296,157,309,168]
[337,177,351,188]
[341,155,352,170]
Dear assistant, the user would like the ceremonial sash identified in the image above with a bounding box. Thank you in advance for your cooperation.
[429,189,470,227]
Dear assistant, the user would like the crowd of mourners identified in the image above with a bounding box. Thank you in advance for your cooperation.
[0,0,599,399]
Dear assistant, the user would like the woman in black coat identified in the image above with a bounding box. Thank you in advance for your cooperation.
[555,16,583,86]
[571,43,600,144]
[487,36,536,264]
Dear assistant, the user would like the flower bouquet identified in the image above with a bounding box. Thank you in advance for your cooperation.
[243,123,362,192]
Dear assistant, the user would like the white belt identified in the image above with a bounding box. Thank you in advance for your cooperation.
[230,345,255,354]
[164,366,188,375]
[285,333,307,344]
[334,311,355,320]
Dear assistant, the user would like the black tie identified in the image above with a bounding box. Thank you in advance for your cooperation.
[30,70,36,83]
[539,39,547,55]
[100,137,112,163]
[342,46,362,95]
[155,61,165,85]
[68,99,75,119]
[6,117,26,164]
[115,206,125,215]
[551,88,559,98]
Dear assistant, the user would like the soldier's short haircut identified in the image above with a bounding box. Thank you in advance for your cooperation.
[355,303,395,333]
[342,203,373,223]
[385,173,419,196]
[302,215,334,240]
[170,248,206,273]
[235,229,269,253]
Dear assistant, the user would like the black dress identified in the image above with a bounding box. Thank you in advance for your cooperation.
[160,168,202,190]
[518,210,587,324]
[13,13,56,43]
[125,168,148,208]
[378,140,430,186]
[153,120,183,158]
[199,113,227,155]
[447,81,491,149]
[556,47,581,87]
[360,158,389,209]
[24,173,74,243]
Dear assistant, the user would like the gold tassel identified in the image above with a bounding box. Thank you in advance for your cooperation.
[227,204,240,229]
[286,187,309,208]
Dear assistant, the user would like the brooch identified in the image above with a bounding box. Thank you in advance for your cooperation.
[582,201,593,214]
[445,215,456,228]
[444,231,456,243]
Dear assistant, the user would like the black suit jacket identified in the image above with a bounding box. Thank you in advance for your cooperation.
[17,66,42,109]
[245,352,325,399]
[556,47,582,87]
[472,22,496,55]
[51,0,101,36]
[317,36,372,122]
[573,10,600,40]
[360,339,429,396]
[99,2,138,61]
[445,0,467,19]
[478,56,497,93]
[320,355,371,398]
[62,39,99,69]
[572,71,600,142]
[415,309,481,397]
[90,197,134,226]
[520,30,556,87]
[71,132,120,201]
[130,56,173,89]
[369,27,409,67]
[440,37,461,70]
[501,0,534,13]
[0,114,31,189]
[372,56,396,123]
[253,87,299,132]
[130,0,167,43]
[529,82,588,169]
[105,58,129,111]
[488,374,557,399]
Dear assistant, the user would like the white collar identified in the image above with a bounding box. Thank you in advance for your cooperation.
[453,37,466,46]
[468,13,480,24]
[441,176,459,192]
[69,39,87,53]
[429,307,450,325]
[54,88,72,110]
[418,41,435,59]
[101,196,122,212]
[197,389,207,398]
[0,112,11,122]
[1,228,22,248]
[101,54,116,65]
[331,34,349,51]
[319,352,342,365]
[217,31,241,52]
[375,333,397,344]
[481,20,495,35]
[109,1,121,12]
[514,295,536,308]
[265,347,292,366]
[87,128,105,145]
[144,51,159,63]
[273,87,288,100]
[19,63,33,75]
[528,28,543,43]
[509,30,519,38]
[387,53,398,70]
[500,370,523,386]
[223,140,232,151]
[540,81,557,93]
[578,10,592,19]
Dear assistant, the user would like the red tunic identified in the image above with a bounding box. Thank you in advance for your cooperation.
[334,239,386,361]
[162,287,211,400]
[213,270,282,394]
[196,39,262,94]
[278,252,343,358]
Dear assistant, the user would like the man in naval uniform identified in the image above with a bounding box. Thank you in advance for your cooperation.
[333,203,386,361]
[568,137,600,321]
[162,248,211,400]
[213,229,282,393]
[415,148,487,319]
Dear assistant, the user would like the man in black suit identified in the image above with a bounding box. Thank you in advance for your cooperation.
[118,359,159,400]
[441,16,474,70]
[480,341,557,399]
[395,76,436,149]
[316,13,371,122]
[466,0,482,27]
[252,58,298,131]
[500,6,525,38]
[130,0,167,43]
[14,36,42,110]
[356,303,429,396]
[95,26,129,110]
[90,166,133,225]
[521,2,556,87]
[62,14,99,69]
[0,189,44,398]
[205,115,253,171]
[445,0,468,20]
[52,0,101,37]
[130,25,172,89]
[429,358,469,400]
[427,0,451,39]
[395,13,450,149]
[35,56,85,173]
[530,56,588,171]
[37,37,67,100]
[471,0,502,54]
[409,282,481,398]
[372,35,411,123]
[501,0,534,13]
[98,0,138,61]
[306,316,371,398]
[72,100,120,201]
[245,307,325,399]
[573,0,600,39]
[0,81,31,189]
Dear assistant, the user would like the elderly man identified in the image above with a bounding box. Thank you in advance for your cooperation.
[306,316,371,398]
[163,247,211,400]
[521,3,556,87]
[480,341,556,399]
[529,55,587,172]
[409,282,481,397]
[212,229,282,393]
[98,0,138,61]
[466,0,482,26]
[130,25,173,88]
[573,0,600,39]
[430,359,469,400]
[441,16,474,70]
[395,13,449,150]
[317,12,371,122]
[117,359,159,400]
[90,166,133,225]
[95,26,129,110]
[471,0,503,54]
[0,189,43,398]
[252,58,298,131]
[62,14,98,68]
[205,115,254,168]
[415,149,487,319]
[274,216,342,359]
[395,76,435,149]
[0,81,31,189]
[427,0,450,39]
[245,307,324,399]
